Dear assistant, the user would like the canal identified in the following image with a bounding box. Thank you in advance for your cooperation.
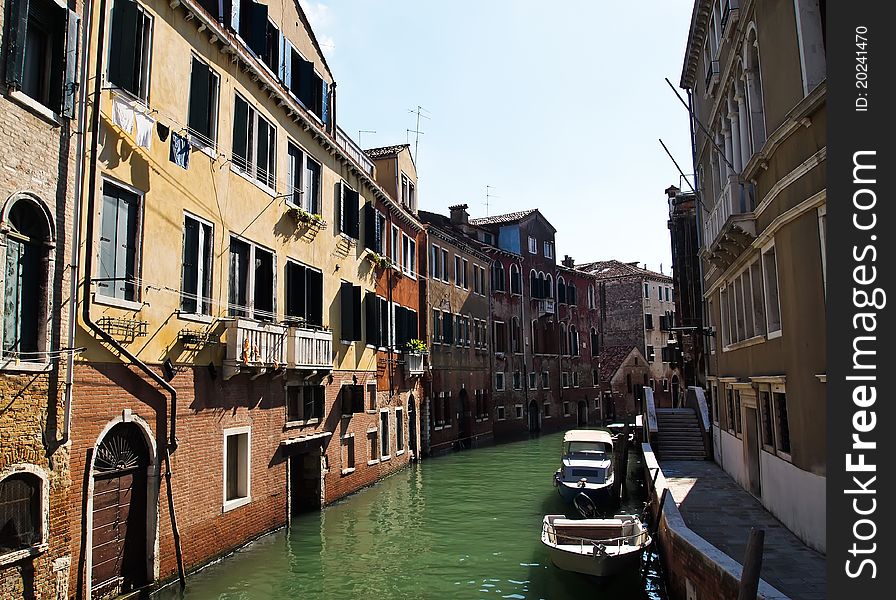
[155,430,661,599]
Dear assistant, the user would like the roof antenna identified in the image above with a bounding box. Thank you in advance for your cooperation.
[485,185,499,216]
[358,130,376,147]
[407,105,430,162]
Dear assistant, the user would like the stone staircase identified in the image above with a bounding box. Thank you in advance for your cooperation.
[655,408,707,460]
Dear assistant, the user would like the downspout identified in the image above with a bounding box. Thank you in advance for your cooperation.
[81,0,185,588]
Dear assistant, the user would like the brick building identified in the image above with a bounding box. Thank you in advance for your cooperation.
[580,260,682,408]
[0,0,81,595]
[418,205,492,455]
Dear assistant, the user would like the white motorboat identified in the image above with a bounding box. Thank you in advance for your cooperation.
[541,514,650,577]
[553,430,615,504]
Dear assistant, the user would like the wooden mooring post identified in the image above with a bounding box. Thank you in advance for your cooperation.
[737,528,765,600]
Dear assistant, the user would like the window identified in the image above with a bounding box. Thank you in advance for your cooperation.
[473,264,484,294]
[188,56,220,147]
[232,95,276,188]
[543,402,551,417]
[567,284,577,306]
[645,313,654,330]
[572,372,579,387]
[286,384,324,422]
[98,181,141,302]
[562,371,570,388]
[223,428,250,510]
[338,384,365,416]
[0,471,44,556]
[557,277,566,303]
[720,258,768,346]
[759,385,774,448]
[590,327,599,354]
[569,325,580,356]
[514,404,523,419]
[563,401,570,416]
[493,321,507,353]
[644,282,649,298]
[461,259,469,289]
[592,370,599,386]
[341,435,355,473]
[441,249,449,283]
[285,261,324,326]
[528,236,536,254]
[442,310,454,345]
[107,0,153,101]
[336,182,360,239]
[492,260,505,291]
[363,294,389,348]
[665,287,670,302]
[396,407,405,452]
[391,225,400,265]
[496,405,506,420]
[365,382,377,411]
[380,410,391,459]
[283,35,328,121]
[510,264,521,294]
[229,237,274,321]
[430,245,441,280]
[401,233,416,276]
[646,345,655,362]
[495,372,505,391]
[762,245,782,336]
[773,386,791,454]
[262,18,279,73]
[3,199,51,360]
[367,430,378,463]
[338,281,362,342]
[181,214,213,315]
[431,309,442,344]
[542,371,549,388]
[662,378,669,392]
[5,0,78,116]
[392,304,418,349]
[454,255,462,287]
[528,372,537,390]
[543,241,554,259]
[510,318,521,353]
[587,285,595,309]
[512,371,522,390]
[287,143,321,213]
[400,174,416,212]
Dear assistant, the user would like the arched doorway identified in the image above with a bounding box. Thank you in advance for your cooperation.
[577,400,587,427]
[91,423,151,599]
[528,400,540,432]
[408,395,418,458]
[458,389,471,449]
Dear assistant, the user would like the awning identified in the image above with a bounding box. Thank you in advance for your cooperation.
[281,432,333,446]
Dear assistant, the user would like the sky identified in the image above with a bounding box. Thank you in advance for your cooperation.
[301,0,695,274]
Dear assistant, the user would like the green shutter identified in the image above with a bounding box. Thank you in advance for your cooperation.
[5,0,30,89]
[109,0,140,94]
[62,10,80,118]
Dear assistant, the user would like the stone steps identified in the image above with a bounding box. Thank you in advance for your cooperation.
[655,407,707,460]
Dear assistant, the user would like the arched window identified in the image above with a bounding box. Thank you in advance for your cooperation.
[590,327,599,354]
[560,322,568,355]
[492,260,506,292]
[531,319,540,354]
[744,25,766,152]
[510,264,521,294]
[587,284,595,309]
[0,468,47,557]
[567,284,577,306]
[557,276,566,304]
[511,317,521,353]
[537,272,546,299]
[1,196,54,364]
[569,325,579,356]
[545,274,554,299]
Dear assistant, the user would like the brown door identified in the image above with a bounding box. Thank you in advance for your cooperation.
[91,424,149,599]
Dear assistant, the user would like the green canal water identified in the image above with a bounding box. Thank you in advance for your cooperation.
[155,431,661,600]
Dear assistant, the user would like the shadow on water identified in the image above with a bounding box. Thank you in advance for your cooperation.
[152,432,660,600]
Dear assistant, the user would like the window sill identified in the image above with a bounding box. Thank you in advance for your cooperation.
[0,359,53,373]
[433,426,443,431]
[0,543,49,566]
[723,335,767,352]
[285,418,320,429]
[341,467,355,476]
[93,293,143,312]
[188,134,219,159]
[7,90,61,126]
[767,329,783,340]
[396,450,405,456]
[177,311,215,324]
[230,164,277,197]
[367,459,380,466]
[222,496,251,513]
[381,455,392,462]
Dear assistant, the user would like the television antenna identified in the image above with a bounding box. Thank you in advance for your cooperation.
[484,185,500,216]
[407,106,430,162]
[358,130,376,147]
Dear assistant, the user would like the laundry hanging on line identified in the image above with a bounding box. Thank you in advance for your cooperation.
[134,113,155,149]
[157,122,170,142]
[169,132,190,170]
[111,95,135,133]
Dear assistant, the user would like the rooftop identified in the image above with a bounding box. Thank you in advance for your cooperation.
[469,209,538,226]
[599,345,641,382]
[579,259,672,283]
[364,144,411,160]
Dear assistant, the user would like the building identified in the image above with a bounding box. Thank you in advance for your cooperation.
[597,346,651,421]
[680,0,825,551]
[580,260,681,407]
[418,205,492,455]
[666,185,707,389]
[67,0,421,595]
[0,0,81,595]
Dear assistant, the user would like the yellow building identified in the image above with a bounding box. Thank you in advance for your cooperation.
[68,0,421,595]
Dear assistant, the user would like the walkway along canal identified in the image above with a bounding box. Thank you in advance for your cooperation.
[153,431,661,599]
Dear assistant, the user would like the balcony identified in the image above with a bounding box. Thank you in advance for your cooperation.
[224,319,288,379]
[403,352,425,376]
[702,176,757,270]
[287,326,333,370]
[538,299,555,316]
[721,0,740,36]
[705,60,719,94]
[335,127,375,177]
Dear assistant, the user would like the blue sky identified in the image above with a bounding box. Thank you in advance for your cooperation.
[303,0,695,273]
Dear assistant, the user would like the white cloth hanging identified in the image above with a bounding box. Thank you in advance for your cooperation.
[134,112,155,149]
[111,95,135,133]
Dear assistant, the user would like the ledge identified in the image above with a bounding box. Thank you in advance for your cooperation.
[722,335,766,352]
[93,293,143,312]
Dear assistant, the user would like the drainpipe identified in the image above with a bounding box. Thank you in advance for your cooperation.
[81,0,185,588]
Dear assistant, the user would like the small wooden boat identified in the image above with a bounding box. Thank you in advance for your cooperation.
[553,430,615,504]
[540,514,650,578]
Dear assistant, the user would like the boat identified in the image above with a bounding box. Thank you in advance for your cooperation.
[541,514,650,577]
[553,430,615,504]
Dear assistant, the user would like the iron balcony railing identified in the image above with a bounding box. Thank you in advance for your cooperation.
[703,176,755,248]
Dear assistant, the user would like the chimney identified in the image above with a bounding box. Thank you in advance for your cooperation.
[562,255,575,268]
[665,185,680,199]
[449,203,469,225]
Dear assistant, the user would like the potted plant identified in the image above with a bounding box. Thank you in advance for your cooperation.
[405,338,427,354]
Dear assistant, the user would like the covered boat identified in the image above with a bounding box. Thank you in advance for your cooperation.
[553,429,615,504]
[541,514,650,577]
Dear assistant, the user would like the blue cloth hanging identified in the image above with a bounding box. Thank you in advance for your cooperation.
[170,132,190,170]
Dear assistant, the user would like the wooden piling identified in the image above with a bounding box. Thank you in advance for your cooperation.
[737,528,765,600]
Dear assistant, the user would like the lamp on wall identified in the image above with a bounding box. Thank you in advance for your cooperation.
[163,359,176,381]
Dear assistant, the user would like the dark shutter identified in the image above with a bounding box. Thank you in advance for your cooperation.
[351,285,362,341]
[306,269,323,326]
[285,262,305,319]
[363,203,376,250]
[5,0,29,88]
[188,58,211,137]
[339,281,353,341]
[337,182,346,234]
[395,306,406,348]
[254,249,274,320]
[244,1,268,57]
[62,10,80,118]
[297,58,315,108]
[443,313,453,345]
[378,298,388,348]
[313,386,324,419]
[232,97,249,165]
[558,281,566,303]
[407,309,418,343]
[347,189,360,239]
[108,0,140,93]
[364,293,377,345]
[181,218,199,312]
[320,79,329,124]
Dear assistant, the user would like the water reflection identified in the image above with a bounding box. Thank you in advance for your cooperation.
[154,431,656,599]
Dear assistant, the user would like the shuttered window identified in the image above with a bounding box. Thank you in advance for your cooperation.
[228,236,275,321]
[363,203,385,254]
[232,94,276,188]
[107,0,152,101]
[237,0,267,57]
[339,281,361,342]
[285,261,323,326]
[263,19,279,73]
[180,215,213,315]
[3,202,45,358]
[0,473,41,553]
[337,182,360,239]
[98,182,141,302]
[188,56,219,147]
